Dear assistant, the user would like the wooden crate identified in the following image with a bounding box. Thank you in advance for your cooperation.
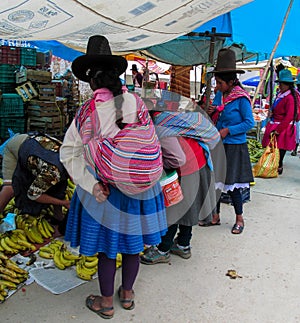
[27,100,65,136]
[38,84,56,101]
[15,81,38,102]
[27,69,52,83]
[28,100,61,116]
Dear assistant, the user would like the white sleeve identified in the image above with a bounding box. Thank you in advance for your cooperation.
[59,119,98,195]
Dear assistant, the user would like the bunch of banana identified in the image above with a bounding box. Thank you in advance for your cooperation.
[0,253,29,302]
[1,198,17,217]
[76,255,98,280]
[247,138,265,163]
[0,230,36,255]
[39,240,81,270]
[15,214,54,244]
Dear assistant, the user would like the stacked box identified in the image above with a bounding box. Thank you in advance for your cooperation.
[0,117,26,139]
[0,46,21,65]
[27,69,52,83]
[0,64,19,94]
[0,93,24,117]
[20,47,37,67]
[27,100,64,136]
[38,84,56,101]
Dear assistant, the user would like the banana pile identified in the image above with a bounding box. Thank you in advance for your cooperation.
[0,230,36,255]
[247,138,265,163]
[0,252,29,302]
[15,214,55,245]
[76,255,98,281]
[38,240,81,270]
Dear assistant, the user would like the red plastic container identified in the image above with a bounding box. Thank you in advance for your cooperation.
[0,46,21,65]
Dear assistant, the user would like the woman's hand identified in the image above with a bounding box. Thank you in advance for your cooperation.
[93,182,110,203]
[207,105,216,115]
[219,128,229,139]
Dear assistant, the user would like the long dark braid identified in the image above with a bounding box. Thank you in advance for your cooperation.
[89,67,125,129]
[289,85,299,124]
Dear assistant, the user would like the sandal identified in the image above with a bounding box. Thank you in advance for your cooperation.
[231,223,244,234]
[198,219,220,227]
[117,286,135,310]
[85,295,114,319]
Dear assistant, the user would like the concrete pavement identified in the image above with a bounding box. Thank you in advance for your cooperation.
[1,153,300,323]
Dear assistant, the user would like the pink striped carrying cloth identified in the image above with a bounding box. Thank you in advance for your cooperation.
[76,92,163,195]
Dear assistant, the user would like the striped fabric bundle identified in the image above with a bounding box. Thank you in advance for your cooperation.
[153,110,220,150]
[77,94,163,195]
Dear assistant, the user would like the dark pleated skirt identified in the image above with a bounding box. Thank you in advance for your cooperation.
[223,143,254,185]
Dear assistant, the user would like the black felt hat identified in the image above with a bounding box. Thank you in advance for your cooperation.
[213,48,245,74]
[71,35,128,82]
[131,64,138,72]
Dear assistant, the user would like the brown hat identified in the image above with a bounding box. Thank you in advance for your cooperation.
[71,35,128,82]
[213,48,245,74]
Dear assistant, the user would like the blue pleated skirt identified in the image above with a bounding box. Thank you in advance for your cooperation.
[64,182,167,259]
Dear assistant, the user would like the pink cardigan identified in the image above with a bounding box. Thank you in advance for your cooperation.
[262,91,297,150]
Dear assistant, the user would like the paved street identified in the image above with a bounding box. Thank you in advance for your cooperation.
[1,154,300,323]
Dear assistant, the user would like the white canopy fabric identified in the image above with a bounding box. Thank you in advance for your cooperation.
[0,0,252,52]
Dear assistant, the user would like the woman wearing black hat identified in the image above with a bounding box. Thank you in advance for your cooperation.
[60,35,167,319]
[131,64,143,88]
[201,48,255,234]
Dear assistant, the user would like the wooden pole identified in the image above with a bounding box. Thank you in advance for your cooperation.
[251,0,294,107]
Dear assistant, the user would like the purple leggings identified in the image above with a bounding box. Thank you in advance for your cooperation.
[97,252,140,297]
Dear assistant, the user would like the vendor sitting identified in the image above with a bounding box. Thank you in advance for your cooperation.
[0,133,70,223]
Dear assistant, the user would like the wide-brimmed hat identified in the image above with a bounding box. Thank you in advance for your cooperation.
[71,35,128,82]
[295,73,300,85]
[131,64,138,72]
[212,48,245,74]
[275,69,295,83]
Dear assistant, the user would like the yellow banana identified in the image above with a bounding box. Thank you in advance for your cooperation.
[38,250,54,259]
[4,236,24,251]
[0,237,17,254]
[85,255,98,261]
[37,218,50,239]
[53,249,65,270]
[0,287,8,297]
[83,258,98,268]
[16,239,36,252]
[41,217,54,236]
[39,245,54,253]
[67,178,76,189]
[24,225,38,244]
[0,265,17,278]
[0,273,20,284]
[0,252,8,261]
[116,253,122,269]
[0,279,17,290]
[0,245,4,252]
[13,229,28,241]
[59,251,75,267]
[5,259,28,275]
[79,261,97,276]
[76,262,92,280]
[62,250,81,261]
[51,240,64,247]
[0,293,5,302]
[28,223,44,244]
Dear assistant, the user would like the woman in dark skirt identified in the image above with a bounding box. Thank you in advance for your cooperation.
[202,48,255,234]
